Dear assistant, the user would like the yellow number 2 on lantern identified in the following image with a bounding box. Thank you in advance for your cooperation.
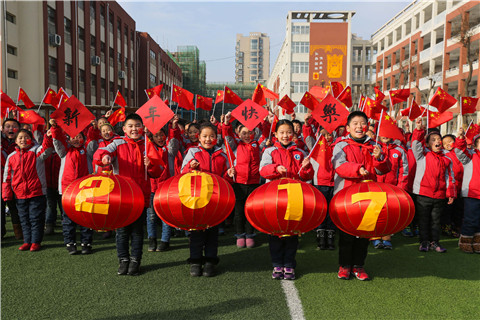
[351,192,387,232]
[278,183,304,221]
[75,177,115,215]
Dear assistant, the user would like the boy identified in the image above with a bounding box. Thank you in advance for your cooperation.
[94,114,162,275]
[332,111,390,281]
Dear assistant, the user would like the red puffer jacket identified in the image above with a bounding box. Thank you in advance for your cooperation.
[377,142,409,190]
[45,151,61,190]
[454,137,480,199]
[223,133,261,185]
[445,147,464,196]
[260,142,314,182]
[181,145,230,178]
[150,134,182,193]
[2,135,53,200]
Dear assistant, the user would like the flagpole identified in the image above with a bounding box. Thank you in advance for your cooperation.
[110,90,118,112]
[222,86,226,115]
[426,106,430,135]
[337,85,348,100]
[37,89,49,113]
[144,128,148,180]
[460,97,463,128]
[194,94,197,121]
[15,87,20,119]
[375,109,384,145]
[298,133,323,176]
[170,85,174,109]
[268,106,277,141]
[407,99,413,120]
[212,101,217,117]
[144,89,149,100]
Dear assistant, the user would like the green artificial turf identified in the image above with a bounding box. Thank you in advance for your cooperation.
[2,219,480,320]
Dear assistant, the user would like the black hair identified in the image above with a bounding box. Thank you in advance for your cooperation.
[124,113,143,124]
[189,123,200,131]
[275,119,294,132]
[16,128,33,140]
[292,120,302,127]
[425,130,442,144]
[474,135,480,148]
[3,118,20,128]
[98,116,108,122]
[347,111,368,126]
[442,134,456,142]
[199,123,217,134]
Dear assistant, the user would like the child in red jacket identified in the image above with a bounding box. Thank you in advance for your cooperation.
[94,114,162,276]
[260,119,314,280]
[2,129,53,251]
[181,123,235,277]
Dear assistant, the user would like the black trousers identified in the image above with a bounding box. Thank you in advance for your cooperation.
[232,183,259,237]
[338,230,369,267]
[416,195,446,243]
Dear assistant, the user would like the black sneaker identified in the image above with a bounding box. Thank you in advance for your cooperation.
[66,243,77,255]
[202,262,216,277]
[118,258,129,275]
[127,258,140,276]
[148,238,157,252]
[157,241,170,252]
[316,229,326,250]
[190,264,202,277]
[81,243,92,254]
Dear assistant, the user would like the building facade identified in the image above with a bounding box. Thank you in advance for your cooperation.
[235,32,270,84]
[351,35,375,107]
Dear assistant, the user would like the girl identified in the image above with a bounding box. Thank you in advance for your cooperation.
[2,129,53,251]
[259,119,314,280]
[181,123,235,277]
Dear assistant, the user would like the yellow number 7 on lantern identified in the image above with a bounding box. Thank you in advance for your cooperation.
[278,183,304,221]
[351,192,387,232]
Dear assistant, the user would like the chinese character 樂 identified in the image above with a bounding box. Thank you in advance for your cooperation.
[321,103,340,123]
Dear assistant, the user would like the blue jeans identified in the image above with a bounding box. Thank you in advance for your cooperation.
[45,187,61,225]
[189,226,219,264]
[315,185,335,230]
[116,209,147,260]
[461,197,480,236]
[146,193,172,242]
[268,235,298,268]
[16,196,46,244]
[61,206,93,245]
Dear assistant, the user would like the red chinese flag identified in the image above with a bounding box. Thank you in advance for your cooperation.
[364,98,387,121]
[108,107,126,126]
[18,88,35,109]
[277,95,296,115]
[145,84,164,99]
[466,124,480,145]
[18,109,44,125]
[310,86,329,100]
[136,95,174,134]
[301,91,322,111]
[224,140,236,167]
[401,100,424,121]
[389,89,411,105]
[50,95,95,138]
[114,92,127,107]
[224,86,244,105]
[337,86,353,108]
[252,83,267,106]
[359,95,366,110]
[461,97,479,115]
[270,114,279,134]
[428,111,453,128]
[172,85,194,111]
[429,87,457,113]
[231,99,268,131]
[146,137,166,167]
[330,82,344,98]
[260,84,279,100]
[196,95,213,111]
[56,88,70,106]
[215,90,224,104]
[1,91,19,117]
[374,86,385,102]
[43,88,59,107]
[308,134,332,169]
[311,94,350,134]
[378,113,405,142]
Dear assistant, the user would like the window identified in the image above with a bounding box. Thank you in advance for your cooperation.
[79,69,85,93]
[250,57,258,62]
[250,76,257,81]
[48,56,57,86]
[47,6,56,34]
[125,57,128,68]
[291,62,309,74]
[78,1,84,10]
[124,26,128,45]
[91,75,97,101]
[251,51,257,57]
[292,42,309,53]
[6,12,16,24]
[150,73,156,87]
[250,64,257,69]
[292,82,308,93]
[90,35,96,55]
[292,25,310,34]
[100,42,106,62]
[100,5,105,27]
[109,81,115,101]
[109,47,114,68]
[7,69,18,79]
[7,45,17,56]
[64,18,72,45]
[109,12,114,32]
[150,50,156,65]
[101,78,106,100]
[117,52,122,68]
[251,70,257,75]
[251,39,258,50]
[78,27,85,51]
[117,19,121,39]
[65,63,73,90]
[89,1,96,20]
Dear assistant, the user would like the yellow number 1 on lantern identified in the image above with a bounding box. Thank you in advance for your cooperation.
[278,183,304,221]
[351,192,387,232]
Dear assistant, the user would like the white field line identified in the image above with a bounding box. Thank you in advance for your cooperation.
[281,280,306,320]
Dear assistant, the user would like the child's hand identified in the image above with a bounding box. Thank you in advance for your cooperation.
[210,115,217,125]
[301,157,311,168]
[190,160,200,169]
[447,197,454,205]
[144,156,151,167]
[265,139,272,147]
[276,165,287,174]
[227,167,236,178]
[225,112,231,124]
[49,119,57,127]
[172,115,179,128]
[220,114,225,123]
[291,112,296,120]
[102,155,112,165]
[372,145,382,159]
[359,167,369,176]
[457,127,465,137]
[415,118,423,130]
[46,129,52,137]
[105,110,113,118]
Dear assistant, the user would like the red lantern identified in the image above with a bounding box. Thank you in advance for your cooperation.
[62,171,145,231]
[245,178,327,237]
[153,171,235,231]
[329,180,415,238]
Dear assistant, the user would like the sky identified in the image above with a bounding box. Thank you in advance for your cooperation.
[119,0,413,83]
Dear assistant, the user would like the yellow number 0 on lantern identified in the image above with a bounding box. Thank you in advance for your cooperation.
[75,177,115,215]
[178,172,214,209]
[278,183,304,221]
[351,192,387,231]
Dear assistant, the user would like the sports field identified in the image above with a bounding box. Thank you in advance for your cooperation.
[1,221,479,320]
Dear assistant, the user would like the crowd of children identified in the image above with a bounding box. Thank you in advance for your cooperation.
[2,107,479,280]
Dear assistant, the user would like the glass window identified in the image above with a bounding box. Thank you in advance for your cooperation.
[79,69,85,93]
[6,12,16,24]
[109,12,114,32]
[251,51,257,57]
[90,35,96,56]
[7,69,18,79]
[47,6,56,34]
[64,18,72,45]
[7,45,17,56]
[91,75,97,101]
[251,39,258,50]
[292,82,308,93]
[292,42,309,53]
[48,56,57,86]
[149,73,156,87]
[101,78,106,100]
[90,1,96,20]
[78,1,84,10]
[65,63,73,90]
[250,57,257,62]
[78,27,85,51]
[109,81,115,101]
[291,62,309,73]
[100,42,106,63]
[100,5,105,27]
[150,50,156,65]
[109,47,114,68]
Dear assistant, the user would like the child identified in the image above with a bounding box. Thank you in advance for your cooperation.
[260,119,314,280]
[94,114,162,276]
[331,111,390,281]
[454,131,480,253]
[50,119,95,255]
[411,121,455,253]
[181,123,235,277]
[223,113,262,248]
[44,149,61,235]
[2,129,53,251]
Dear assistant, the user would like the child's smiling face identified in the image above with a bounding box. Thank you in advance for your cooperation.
[3,120,19,140]
[199,127,217,149]
[123,119,143,140]
[275,124,294,146]
[15,131,33,149]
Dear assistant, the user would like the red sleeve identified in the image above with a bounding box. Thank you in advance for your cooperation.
[221,124,234,138]
[2,158,13,201]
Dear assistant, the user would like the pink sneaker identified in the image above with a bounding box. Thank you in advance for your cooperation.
[236,238,246,248]
[246,238,255,248]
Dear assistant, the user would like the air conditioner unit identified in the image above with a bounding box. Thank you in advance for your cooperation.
[118,71,126,79]
[91,56,101,66]
[49,34,62,47]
